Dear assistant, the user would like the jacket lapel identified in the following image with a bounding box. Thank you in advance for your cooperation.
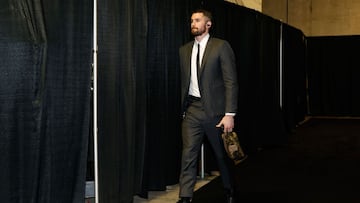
[184,42,194,79]
[198,37,212,78]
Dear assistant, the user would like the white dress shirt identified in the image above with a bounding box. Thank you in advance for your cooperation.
[188,34,210,98]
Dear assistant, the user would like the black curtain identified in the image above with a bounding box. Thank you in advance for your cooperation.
[142,0,194,193]
[97,0,205,202]
[97,0,148,202]
[0,1,92,203]
[207,2,289,152]
[252,13,288,147]
[307,36,360,116]
[282,24,307,131]
[216,4,263,153]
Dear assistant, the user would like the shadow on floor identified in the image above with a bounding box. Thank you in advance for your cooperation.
[192,117,360,203]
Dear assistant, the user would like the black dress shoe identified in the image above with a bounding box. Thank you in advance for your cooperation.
[176,197,192,203]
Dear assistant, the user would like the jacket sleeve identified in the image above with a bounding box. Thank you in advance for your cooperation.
[220,40,238,114]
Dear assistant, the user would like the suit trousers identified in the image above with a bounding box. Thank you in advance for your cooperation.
[179,98,234,198]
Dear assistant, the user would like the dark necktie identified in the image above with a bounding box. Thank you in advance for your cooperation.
[197,43,200,70]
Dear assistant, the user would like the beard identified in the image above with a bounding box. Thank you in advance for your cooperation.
[191,26,206,36]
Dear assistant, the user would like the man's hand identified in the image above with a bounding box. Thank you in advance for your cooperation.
[216,115,234,133]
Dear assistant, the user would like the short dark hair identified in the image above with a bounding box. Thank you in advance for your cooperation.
[192,9,212,21]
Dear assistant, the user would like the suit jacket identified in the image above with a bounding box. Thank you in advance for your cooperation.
[179,37,238,118]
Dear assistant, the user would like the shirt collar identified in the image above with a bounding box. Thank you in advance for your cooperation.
[195,33,210,47]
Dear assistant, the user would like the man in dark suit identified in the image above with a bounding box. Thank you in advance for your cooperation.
[177,9,238,203]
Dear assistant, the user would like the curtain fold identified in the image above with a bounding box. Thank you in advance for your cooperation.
[0,1,47,202]
[0,0,92,202]
[97,0,148,202]
[282,24,307,130]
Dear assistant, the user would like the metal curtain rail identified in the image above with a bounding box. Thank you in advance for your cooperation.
[92,0,99,202]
